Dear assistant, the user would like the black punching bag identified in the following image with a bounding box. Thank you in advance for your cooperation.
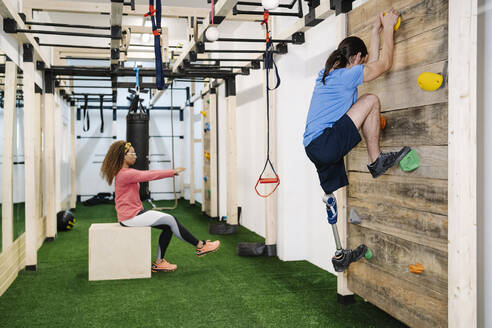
[126,95,150,200]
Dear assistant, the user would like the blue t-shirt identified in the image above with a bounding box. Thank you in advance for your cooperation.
[303,65,364,147]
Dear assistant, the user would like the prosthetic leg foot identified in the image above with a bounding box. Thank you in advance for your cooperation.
[323,193,368,273]
[331,244,368,272]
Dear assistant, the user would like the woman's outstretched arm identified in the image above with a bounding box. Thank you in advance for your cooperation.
[118,168,184,184]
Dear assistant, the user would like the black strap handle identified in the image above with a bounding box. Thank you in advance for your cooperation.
[82,94,90,132]
[99,95,104,133]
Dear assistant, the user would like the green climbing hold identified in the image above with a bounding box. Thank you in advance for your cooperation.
[365,248,373,260]
[399,148,420,172]
[207,99,210,104]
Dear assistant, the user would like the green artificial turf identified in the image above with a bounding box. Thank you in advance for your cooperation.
[0,200,407,328]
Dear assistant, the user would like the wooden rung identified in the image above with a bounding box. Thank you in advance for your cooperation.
[194,139,201,143]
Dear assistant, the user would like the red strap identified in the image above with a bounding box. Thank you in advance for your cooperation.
[261,10,270,43]
[152,29,160,36]
[259,178,279,184]
[255,175,280,198]
[145,6,156,17]
[262,10,269,25]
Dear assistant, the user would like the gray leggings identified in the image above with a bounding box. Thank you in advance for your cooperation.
[120,210,199,259]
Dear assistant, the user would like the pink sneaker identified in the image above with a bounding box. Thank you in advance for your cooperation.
[151,259,177,272]
[196,240,220,257]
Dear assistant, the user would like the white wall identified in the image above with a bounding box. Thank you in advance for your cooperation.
[75,83,194,202]
[227,11,347,271]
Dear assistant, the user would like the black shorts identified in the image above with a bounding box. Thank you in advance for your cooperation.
[305,114,361,194]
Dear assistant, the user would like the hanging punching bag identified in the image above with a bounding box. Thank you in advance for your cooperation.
[126,94,150,201]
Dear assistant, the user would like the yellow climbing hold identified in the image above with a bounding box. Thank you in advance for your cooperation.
[200,110,207,117]
[417,72,443,91]
[383,12,401,31]
[204,152,210,160]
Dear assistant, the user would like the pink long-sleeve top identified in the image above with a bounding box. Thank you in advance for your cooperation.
[114,168,174,222]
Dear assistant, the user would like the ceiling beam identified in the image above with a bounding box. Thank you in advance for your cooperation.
[0,0,50,67]
[23,0,209,18]
[172,0,240,72]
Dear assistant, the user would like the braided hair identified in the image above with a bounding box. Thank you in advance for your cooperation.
[322,36,368,84]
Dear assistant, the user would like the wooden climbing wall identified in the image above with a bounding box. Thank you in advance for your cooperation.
[202,90,218,218]
[346,0,448,327]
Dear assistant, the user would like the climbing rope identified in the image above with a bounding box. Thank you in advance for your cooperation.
[145,0,164,90]
[255,10,281,198]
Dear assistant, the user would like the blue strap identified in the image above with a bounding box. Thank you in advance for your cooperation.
[264,39,280,90]
[133,66,140,92]
[148,0,163,90]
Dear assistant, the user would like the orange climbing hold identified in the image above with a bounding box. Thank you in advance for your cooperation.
[408,263,424,274]
[380,115,387,130]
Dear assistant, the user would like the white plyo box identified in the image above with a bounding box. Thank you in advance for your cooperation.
[89,223,151,281]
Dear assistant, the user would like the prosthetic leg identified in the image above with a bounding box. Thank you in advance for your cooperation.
[323,193,368,272]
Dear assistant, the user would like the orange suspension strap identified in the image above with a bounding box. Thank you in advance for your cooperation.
[255,10,281,198]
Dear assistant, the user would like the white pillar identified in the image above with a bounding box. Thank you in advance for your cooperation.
[23,45,38,268]
[226,78,238,225]
[2,60,17,250]
[44,72,57,239]
[449,0,477,326]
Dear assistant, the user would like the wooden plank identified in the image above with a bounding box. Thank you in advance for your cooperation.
[348,197,447,252]
[355,103,448,148]
[54,102,62,213]
[348,0,417,35]
[0,1,50,67]
[70,103,76,209]
[44,93,57,238]
[348,146,448,179]
[35,92,42,220]
[348,172,447,216]
[448,1,477,326]
[2,61,17,251]
[350,0,448,46]
[356,25,448,74]
[265,14,277,245]
[349,224,447,296]
[0,234,25,297]
[0,234,24,273]
[209,91,218,218]
[359,61,448,112]
[24,61,38,267]
[190,82,196,205]
[201,94,207,213]
[348,261,447,328]
[226,95,238,225]
[36,217,46,250]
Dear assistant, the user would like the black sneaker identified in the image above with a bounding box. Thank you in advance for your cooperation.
[367,146,411,178]
[331,244,368,272]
